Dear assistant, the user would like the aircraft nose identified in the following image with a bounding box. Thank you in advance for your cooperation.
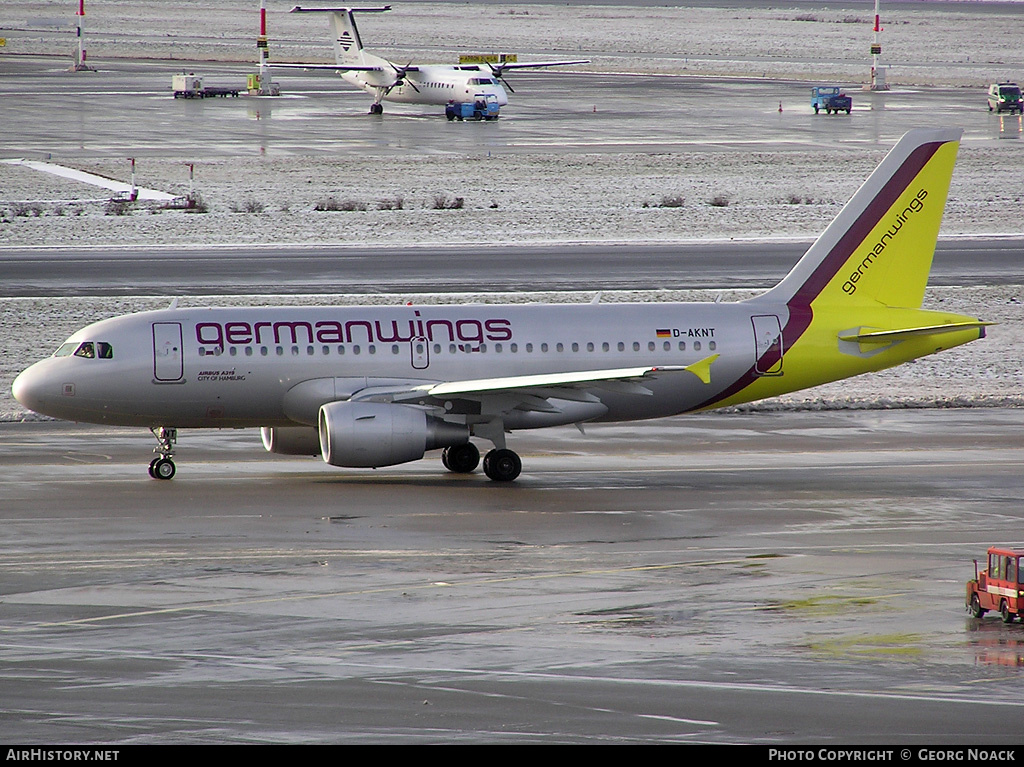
[12,362,55,415]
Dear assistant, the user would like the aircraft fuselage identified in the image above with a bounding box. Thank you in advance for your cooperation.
[344,65,509,106]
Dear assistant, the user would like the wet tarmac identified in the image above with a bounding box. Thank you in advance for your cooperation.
[2,51,1023,744]
[0,55,1020,161]
[2,410,1024,743]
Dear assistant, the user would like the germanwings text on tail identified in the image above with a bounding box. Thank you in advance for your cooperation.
[13,128,990,482]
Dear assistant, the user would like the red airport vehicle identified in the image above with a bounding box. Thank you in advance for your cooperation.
[967,546,1024,623]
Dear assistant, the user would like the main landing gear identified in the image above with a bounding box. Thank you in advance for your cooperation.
[441,442,522,482]
[148,426,177,480]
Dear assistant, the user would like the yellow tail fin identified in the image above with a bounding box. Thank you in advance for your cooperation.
[762,128,961,310]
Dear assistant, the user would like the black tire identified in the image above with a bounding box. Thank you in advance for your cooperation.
[153,458,176,480]
[970,593,986,619]
[445,442,480,474]
[1001,600,1014,623]
[483,448,521,482]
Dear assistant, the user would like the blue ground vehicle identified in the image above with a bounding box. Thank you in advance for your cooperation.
[446,94,500,121]
[811,86,852,115]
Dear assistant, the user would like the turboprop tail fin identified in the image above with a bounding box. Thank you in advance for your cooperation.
[759,127,962,310]
[291,5,391,68]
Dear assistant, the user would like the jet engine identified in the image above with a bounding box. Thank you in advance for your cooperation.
[318,401,469,468]
[261,426,322,456]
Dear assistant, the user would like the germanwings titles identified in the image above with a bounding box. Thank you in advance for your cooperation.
[13,128,990,482]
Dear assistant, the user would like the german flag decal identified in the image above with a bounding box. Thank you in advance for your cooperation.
[656,329,672,338]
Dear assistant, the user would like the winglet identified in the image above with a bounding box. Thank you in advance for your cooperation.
[681,353,720,385]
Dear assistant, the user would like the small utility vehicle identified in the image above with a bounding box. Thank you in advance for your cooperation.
[967,546,1024,623]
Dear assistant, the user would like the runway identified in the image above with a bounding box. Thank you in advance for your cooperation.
[2,409,1024,742]
[2,237,1023,297]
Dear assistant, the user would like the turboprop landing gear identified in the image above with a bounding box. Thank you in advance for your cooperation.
[483,448,521,482]
[369,102,383,115]
[442,442,480,474]
[149,426,177,480]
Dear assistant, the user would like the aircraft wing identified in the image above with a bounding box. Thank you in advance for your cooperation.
[350,355,720,411]
[491,60,590,71]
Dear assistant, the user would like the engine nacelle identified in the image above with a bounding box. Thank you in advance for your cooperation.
[318,401,469,468]
[260,426,322,456]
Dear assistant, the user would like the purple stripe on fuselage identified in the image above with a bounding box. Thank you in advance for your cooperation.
[689,141,944,412]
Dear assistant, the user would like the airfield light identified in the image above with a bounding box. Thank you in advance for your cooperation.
[870,0,889,90]
[71,0,94,71]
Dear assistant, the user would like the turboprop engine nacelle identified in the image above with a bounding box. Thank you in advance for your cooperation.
[318,401,470,468]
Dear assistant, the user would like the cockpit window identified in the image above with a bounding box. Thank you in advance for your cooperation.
[56,341,113,359]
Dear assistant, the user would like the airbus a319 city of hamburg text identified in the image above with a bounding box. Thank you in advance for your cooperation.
[13,128,989,482]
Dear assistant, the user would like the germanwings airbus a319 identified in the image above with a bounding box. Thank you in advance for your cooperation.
[13,128,990,482]
[274,5,589,114]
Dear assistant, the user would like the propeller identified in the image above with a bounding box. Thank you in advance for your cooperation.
[387,61,420,93]
[487,62,514,93]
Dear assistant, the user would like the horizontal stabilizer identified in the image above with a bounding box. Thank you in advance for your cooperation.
[290,5,392,13]
[838,321,994,343]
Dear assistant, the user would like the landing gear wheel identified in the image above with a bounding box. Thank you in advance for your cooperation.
[483,448,521,482]
[150,426,178,480]
[970,594,986,619]
[1001,601,1015,624]
[369,103,383,115]
[151,457,176,480]
[443,442,480,474]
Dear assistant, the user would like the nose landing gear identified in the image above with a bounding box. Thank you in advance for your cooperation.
[149,426,177,480]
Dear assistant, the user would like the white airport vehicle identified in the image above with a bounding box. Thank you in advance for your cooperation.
[274,5,589,114]
[12,129,990,482]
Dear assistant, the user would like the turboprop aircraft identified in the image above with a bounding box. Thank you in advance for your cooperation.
[273,5,589,114]
[13,128,990,482]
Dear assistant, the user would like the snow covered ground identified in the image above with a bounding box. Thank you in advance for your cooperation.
[3,1,1023,86]
[0,2,1021,421]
